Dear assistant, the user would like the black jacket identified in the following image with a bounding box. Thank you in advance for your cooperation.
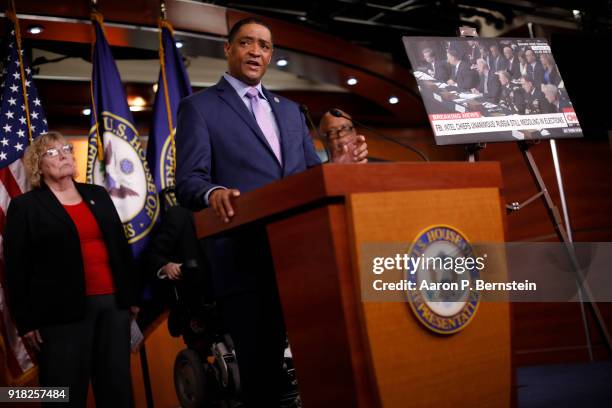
[452,61,478,91]
[144,205,212,306]
[4,182,137,335]
[478,71,502,103]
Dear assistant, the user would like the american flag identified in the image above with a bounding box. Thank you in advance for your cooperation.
[0,17,47,385]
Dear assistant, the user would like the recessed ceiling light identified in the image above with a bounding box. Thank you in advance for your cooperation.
[346,77,358,86]
[388,96,399,105]
[152,83,159,93]
[175,40,184,49]
[27,25,44,35]
[276,58,288,67]
[82,108,91,116]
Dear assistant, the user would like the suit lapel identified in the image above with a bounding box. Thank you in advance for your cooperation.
[33,184,78,236]
[216,78,282,168]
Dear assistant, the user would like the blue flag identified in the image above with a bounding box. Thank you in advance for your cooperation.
[147,21,192,196]
[86,13,159,257]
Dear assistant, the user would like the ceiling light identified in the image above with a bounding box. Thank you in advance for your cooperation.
[276,58,288,67]
[82,108,91,116]
[346,77,358,86]
[152,83,159,93]
[175,40,184,49]
[128,96,147,112]
[27,25,44,35]
[388,96,399,105]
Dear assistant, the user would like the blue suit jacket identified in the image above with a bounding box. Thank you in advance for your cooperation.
[175,77,321,295]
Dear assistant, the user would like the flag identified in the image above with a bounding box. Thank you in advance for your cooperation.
[86,12,159,257]
[146,19,191,201]
[0,12,47,385]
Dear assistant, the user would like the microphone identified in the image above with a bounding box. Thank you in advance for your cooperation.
[329,108,429,162]
[300,104,330,159]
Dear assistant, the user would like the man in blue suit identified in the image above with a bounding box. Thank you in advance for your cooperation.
[175,17,367,407]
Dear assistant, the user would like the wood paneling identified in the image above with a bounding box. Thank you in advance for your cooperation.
[195,164,509,406]
[195,162,504,237]
[267,204,379,408]
[348,188,510,407]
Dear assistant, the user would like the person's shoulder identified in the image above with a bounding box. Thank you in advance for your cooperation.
[77,182,105,193]
[76,182,112,202]
[264,89,299,110]
[9,189,35,207]
[181,86,218,107]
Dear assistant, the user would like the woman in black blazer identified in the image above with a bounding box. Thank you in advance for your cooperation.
[4,132,138,407]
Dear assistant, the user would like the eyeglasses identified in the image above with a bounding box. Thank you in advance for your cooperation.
[43,144,73,158]
[323,125,355,140]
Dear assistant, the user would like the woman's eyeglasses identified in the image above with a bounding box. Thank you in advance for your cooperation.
[323,125,355,140]
[43,144,73,158]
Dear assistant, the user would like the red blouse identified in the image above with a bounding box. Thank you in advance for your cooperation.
[63,201,115,295]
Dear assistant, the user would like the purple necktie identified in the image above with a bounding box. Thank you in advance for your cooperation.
[246,87,282,163]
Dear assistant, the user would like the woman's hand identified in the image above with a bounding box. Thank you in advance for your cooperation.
[23,330,43,351]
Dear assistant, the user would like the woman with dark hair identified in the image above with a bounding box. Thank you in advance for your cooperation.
[4,131,138,407]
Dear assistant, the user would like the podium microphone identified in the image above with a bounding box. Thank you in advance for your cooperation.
[329,108,429,162]
[300,104,330,159]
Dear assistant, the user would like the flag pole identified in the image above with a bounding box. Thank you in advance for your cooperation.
[7,1,33,145]
[90,0,105,163]
[158,0,177,186]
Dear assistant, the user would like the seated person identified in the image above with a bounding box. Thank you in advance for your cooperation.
[498,70,524,113]
[467,40,481,65]
[144,189,212,334]
[446,48,478,91]
[521,75,546,114]
[318,109,368,163]
[471,58,501,103]
[541,84,570,113]
[525,49,545,88]
[503,45,521,79]
[421,48,450,82]
[488,44,507,73]
[540,54,562,86]
[518,50,529,78]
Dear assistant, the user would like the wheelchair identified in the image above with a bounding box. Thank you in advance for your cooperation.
[168,263,300,408]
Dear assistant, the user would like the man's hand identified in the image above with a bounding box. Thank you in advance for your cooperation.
[23,330,43,352]
[447,79,457,86]
[329,134,368,164]
[161,262,182,280]
[210,188,241,223]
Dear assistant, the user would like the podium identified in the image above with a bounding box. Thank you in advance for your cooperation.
[195,163,511,408]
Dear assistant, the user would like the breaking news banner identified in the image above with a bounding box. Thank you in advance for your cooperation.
[402,36,583,145]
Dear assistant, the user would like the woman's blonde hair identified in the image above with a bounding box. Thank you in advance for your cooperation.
[540,53,555,69]
[23,131,74,188]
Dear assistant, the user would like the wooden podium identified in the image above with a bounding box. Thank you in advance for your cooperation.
[195,163,511,408]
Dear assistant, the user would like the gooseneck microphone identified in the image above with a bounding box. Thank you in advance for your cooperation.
[329,108,430,162]
[300,104,330,159]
